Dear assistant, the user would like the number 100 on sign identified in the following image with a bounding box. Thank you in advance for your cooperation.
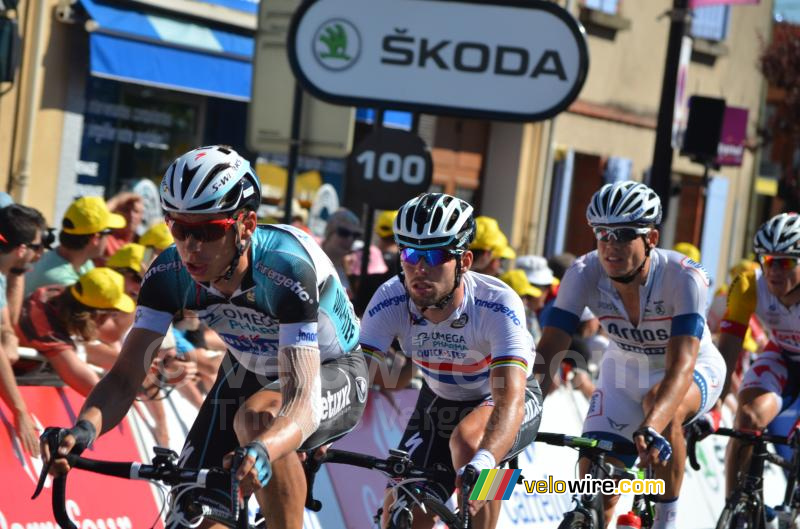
[346,128,433,210]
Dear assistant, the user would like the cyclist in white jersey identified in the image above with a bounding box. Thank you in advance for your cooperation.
[535,181,725,529]
[40,146,367,529]
[360,193,543,529]
[719,213,800,498]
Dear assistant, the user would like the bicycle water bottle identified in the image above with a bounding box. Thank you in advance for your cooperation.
[616,511,641,529]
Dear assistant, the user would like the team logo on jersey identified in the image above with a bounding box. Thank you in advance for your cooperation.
[451,313,469,329]
[587,390,603,418]
[404,432,424,457]
[321,374,352,420]
[654,301,665,315]
[355,376,368,403]
[607,417,628,432]
[680,257,711,287]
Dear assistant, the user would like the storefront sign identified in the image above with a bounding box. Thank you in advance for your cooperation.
[288,0,589,122]
[346,129,433,210]
[716,106,748,167]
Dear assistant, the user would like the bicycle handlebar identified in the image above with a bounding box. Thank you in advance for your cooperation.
[535,432,639,455]
[685,424,797,472]
[35,450,239,529]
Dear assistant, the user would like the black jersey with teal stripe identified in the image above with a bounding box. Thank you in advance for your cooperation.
[134,224,360,376]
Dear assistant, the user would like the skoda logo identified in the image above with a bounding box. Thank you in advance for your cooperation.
[313,19,361,71]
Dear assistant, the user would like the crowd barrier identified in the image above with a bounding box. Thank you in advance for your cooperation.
[1,381,789,528]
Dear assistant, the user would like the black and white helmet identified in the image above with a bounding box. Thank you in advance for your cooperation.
[160,145,261,214]
[586,181,662,226]
[754,212,800,256]
[394,193,475,250]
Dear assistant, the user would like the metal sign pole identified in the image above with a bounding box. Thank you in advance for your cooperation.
[283,82,304,224]
[357,109,385,301]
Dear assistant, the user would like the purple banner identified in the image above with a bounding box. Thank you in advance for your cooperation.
[716,106,748,166]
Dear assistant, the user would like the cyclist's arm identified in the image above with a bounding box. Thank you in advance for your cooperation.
[363,347,412,389]
[534,325,574,395]
[477,365,528,460]
[257,344,321,461]
[76,328,164,432]
[640,334,699,433]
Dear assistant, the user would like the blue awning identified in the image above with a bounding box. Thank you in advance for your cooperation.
[355,109,414,130]
[80,0,253,101]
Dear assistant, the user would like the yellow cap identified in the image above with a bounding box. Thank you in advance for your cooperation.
[470,216,502,250]
[375,210,398,239]
[500,269,542,298]
[730,258,758,279]
[673,242,701,263]
[139,222,174,250]
[70,268,135,313]
[107,243,146,274]
[492,243,516,261]
[62,196,126,235]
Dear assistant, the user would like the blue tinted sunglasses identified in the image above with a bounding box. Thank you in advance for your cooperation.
[400,248,460,267]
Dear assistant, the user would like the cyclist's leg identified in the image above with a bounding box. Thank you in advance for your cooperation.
[166,353,263,529]
[381,382,464,529]
[449,377,543,529]
[581,349,645,526]
[725,349,788,497]
[234,352,369,529]
[641,349,724,529]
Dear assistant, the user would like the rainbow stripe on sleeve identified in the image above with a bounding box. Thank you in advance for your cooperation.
[469,468,521,501]
[360,344,385,362]
[489,355,529,372]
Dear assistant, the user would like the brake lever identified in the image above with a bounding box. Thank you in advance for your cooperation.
[230,447,247,522]
[32,427,66,499]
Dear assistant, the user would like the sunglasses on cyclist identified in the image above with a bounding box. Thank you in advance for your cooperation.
[336,226,363,239]
[166,213,241,243]
[593,226,651,243]
[758,255,800,271]
[400,248,460,267]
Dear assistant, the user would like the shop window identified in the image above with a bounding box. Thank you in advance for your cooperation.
[583,0,619,14]
[691,5,730,41]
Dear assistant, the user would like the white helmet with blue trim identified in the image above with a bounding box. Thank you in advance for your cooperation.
[586,181,662,227]
[754,212,800,256]
[394,193,475,250]
[160,145,261,214]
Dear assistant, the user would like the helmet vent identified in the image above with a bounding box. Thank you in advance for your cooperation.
[180,165,200,200]
[193,163,229,199]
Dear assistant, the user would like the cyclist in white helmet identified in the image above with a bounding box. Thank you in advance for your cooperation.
[720,212,800,498]
[360,193,542,529]
[40,145,367,529]
[535,181,725,529]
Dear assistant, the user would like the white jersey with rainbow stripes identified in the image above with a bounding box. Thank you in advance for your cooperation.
[359,272,535,400]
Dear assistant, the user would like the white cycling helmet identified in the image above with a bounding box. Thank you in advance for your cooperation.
[160,145,261,214]
[586,181,662,227]
[754,212,800,256]
[394,193,475,250]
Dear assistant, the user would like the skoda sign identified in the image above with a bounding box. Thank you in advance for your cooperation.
[288,0,589,122]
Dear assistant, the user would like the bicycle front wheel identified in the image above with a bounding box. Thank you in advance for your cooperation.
[557,508,594,529]
[420,493,467,529]
[715,499,765,529]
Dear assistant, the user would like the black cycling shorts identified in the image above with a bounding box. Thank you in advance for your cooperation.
[166,351,368,526]
[394,376,543,503]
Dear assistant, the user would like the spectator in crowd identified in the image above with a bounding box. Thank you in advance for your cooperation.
[673,241,701,263]
[0,205,48,330]
[516,255,555,319]
[16,267,135,397]
[26,196,126,295]
[138,221,174,260]
[321,208,363,296]
[469,215,514,276]
[103,192,145,258]
[0,204,48,456]
[548,252,576,282]
[499,268,543,342]
[375,210,399,276]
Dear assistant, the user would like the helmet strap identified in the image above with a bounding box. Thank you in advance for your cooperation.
[609,235,651,285]
[216,214,248,283]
